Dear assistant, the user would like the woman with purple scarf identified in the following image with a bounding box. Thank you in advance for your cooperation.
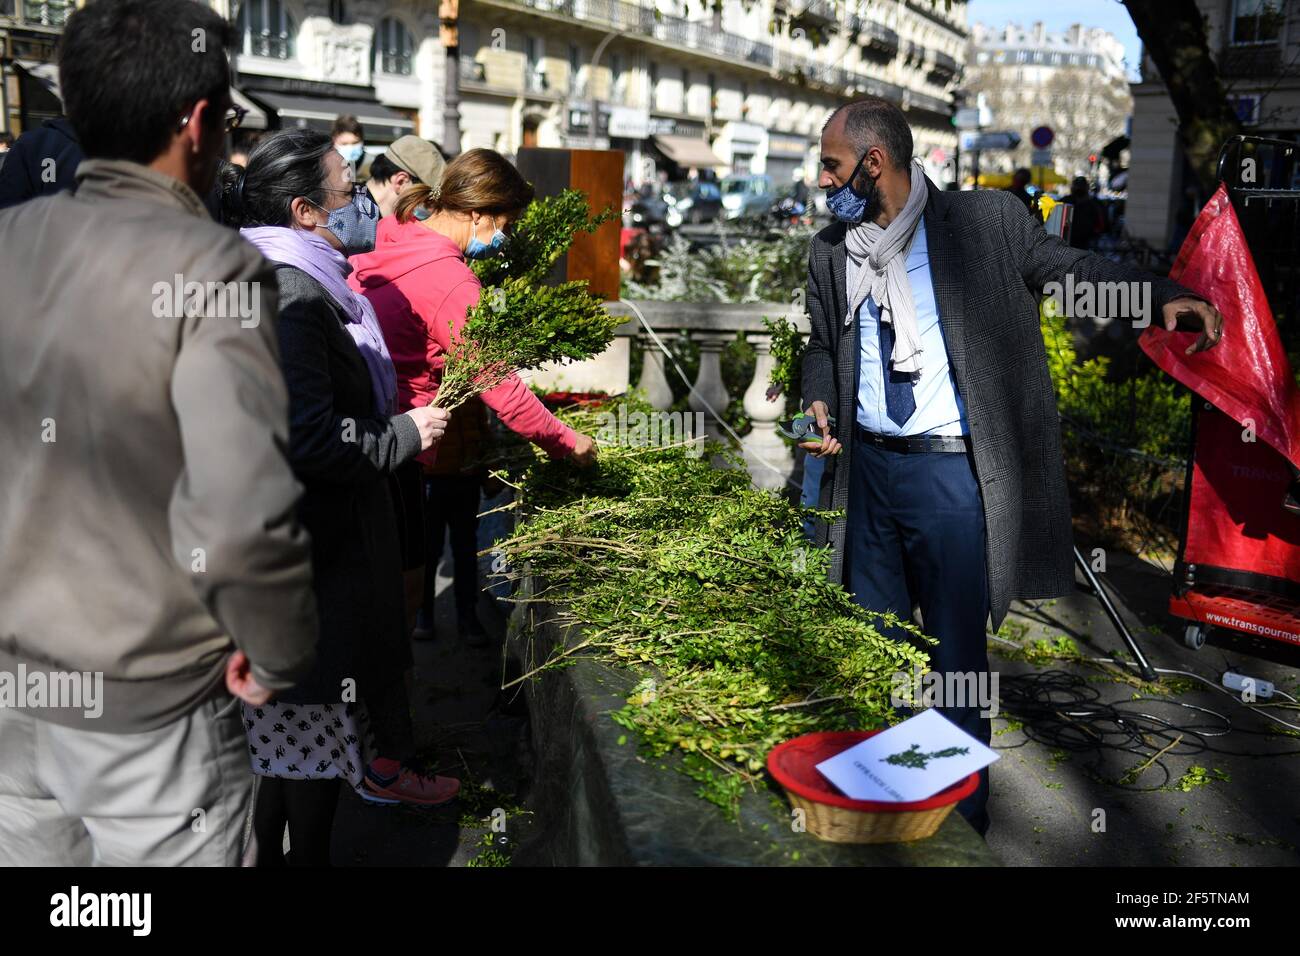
[218,130,459,866]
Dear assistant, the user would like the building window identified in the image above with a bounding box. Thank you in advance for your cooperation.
[648,60,658,109]
[374,16,414,76]
[238,0,297,60]
[610,52,624,100]
[526,36,547,93]
[569,43,582,94]
[20,0,74,26]
[1232,0,1282,44]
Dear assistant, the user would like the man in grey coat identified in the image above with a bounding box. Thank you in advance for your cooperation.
[800,99,1223,836]
[0,0,317,864]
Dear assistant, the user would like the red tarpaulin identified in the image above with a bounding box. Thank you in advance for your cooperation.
[1140,184,1300,587]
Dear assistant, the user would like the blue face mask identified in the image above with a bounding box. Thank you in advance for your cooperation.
[310,194,378,256]
[465,215,507,260]
[825,150,877,224]
[337,143,364,164]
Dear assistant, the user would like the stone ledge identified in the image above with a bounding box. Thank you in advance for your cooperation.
[507,592,999,867]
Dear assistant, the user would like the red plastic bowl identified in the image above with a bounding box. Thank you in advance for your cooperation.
[767,729,979,813]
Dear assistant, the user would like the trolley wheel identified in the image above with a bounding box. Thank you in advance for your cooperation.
[1183,623,1208,650]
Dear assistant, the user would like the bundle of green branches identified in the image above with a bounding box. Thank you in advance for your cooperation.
[493,397,931,816]
[432,189,622,411]
[762,314,805,398]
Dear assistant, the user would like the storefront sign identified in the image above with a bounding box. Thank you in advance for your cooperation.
[767,132,810,158]
[647,116,706,139]
[608,106,650,139]
[728,121,764,144]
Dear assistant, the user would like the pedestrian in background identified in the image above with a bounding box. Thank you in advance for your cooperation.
[332,113,365,173]
[1064,176,1105,250]
[349,135,448,254]
[1004,166,1033,209]
[0,115,82,209]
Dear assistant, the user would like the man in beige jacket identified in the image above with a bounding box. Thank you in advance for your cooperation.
[0,0,318,865]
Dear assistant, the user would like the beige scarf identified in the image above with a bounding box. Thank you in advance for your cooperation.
[844,160,928,376]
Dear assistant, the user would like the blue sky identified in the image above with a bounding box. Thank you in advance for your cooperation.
[967,0,1143,79]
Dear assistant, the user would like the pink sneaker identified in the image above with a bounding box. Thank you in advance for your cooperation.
[362,766,460,807]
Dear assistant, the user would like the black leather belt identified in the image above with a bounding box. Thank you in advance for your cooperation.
[856,424,971,454]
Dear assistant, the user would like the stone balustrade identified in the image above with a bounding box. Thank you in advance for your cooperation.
[523,299,810,491]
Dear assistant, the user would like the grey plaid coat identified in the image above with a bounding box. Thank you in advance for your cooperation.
[801,180,1191,630]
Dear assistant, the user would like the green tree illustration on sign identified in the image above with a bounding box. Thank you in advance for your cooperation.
[882,744,970,770]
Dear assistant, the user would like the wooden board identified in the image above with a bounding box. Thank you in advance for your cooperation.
[517,147,623,301]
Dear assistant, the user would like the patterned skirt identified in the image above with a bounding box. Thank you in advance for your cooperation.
[241,700,377,797]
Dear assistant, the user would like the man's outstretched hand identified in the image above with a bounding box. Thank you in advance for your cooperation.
[1163,297,1224,355]
[801,401,842,458]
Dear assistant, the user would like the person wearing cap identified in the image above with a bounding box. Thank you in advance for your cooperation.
[366,135,447,221]
[339,137,447,256]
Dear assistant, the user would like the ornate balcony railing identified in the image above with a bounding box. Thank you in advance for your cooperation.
[904,89,952,116]
[491,0,776,69]
[930,49,960,78]
[473,0,908,106]
[850,15,900,57]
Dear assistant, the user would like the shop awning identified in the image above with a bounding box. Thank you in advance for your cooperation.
[13,59,61,100]
[10,59,64,126]
[231,88,268,131]
[246,90,415,139]
[652,134,723,169]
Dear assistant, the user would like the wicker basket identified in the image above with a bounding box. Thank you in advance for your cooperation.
[767,730,979,844]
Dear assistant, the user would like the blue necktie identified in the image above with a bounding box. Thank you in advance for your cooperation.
[879,316,916,428]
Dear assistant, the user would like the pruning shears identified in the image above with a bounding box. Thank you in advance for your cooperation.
[778,413,836,446]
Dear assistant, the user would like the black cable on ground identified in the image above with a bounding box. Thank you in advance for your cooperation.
[993,669,1300,792]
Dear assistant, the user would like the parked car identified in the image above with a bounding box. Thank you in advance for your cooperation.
[664,179,723,225]
[721,173,773,221]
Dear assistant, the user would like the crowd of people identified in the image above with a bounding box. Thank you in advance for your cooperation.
[0,0,594,866]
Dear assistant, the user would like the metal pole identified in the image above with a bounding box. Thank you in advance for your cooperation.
[1074,546,1158,681]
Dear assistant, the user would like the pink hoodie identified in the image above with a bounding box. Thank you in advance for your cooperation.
[348,217,576,466]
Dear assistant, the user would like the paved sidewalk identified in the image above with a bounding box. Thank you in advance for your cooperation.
[985,547,1300,866]
[327,554,534,867]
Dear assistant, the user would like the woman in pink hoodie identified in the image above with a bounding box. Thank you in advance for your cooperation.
[347,148,596,635]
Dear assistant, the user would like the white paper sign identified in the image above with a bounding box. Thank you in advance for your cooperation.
[814,710,999,802]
